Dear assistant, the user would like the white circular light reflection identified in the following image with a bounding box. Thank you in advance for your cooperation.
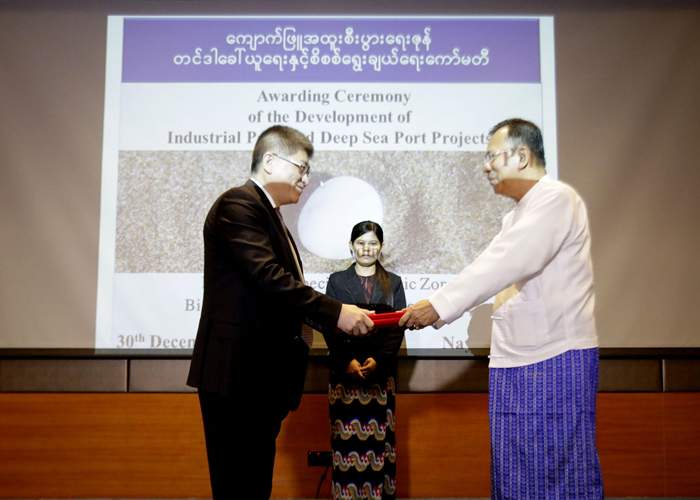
[298,176,383,259]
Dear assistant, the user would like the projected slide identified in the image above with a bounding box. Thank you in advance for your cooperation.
[96,16,556,350]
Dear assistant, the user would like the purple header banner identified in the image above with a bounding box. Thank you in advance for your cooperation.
[122,18,541,83]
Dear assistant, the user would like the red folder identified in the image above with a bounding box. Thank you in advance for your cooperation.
[368,311,405,328]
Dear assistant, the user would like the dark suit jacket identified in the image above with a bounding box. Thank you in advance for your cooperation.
[187,180,342,413]
[324,265,406,382]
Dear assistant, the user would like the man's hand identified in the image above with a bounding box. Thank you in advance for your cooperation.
[360,357,377,377]
[337,304,374,336]
[345,359,365,380]
[398,299,440,330]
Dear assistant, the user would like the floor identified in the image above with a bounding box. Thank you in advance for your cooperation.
[6,498,700,500]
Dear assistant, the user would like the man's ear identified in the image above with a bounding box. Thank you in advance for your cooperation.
[517,146,530,170]
[348,242,354,258]
[262,152,274,175]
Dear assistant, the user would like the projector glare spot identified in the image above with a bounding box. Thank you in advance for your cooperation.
[297,176,383,259]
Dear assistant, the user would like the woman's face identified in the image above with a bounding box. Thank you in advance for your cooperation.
[351,230,382,267]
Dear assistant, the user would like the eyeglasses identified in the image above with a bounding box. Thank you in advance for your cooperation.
[270,152,311,177]
[483,148,516,166]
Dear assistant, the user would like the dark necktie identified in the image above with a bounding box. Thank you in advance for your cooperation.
[275,207,314,347]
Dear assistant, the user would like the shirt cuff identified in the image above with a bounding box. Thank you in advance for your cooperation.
[429,292,460,325]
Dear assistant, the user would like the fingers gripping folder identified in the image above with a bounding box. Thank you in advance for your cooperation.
[367,311,404,327]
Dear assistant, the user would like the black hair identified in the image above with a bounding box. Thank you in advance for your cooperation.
[250,125,313,173]
[350,220,392,298]
[489,118,546,167]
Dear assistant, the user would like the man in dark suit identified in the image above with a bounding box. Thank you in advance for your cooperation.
[187,125,374,499]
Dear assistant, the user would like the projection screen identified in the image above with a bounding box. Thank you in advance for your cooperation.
[94,15,556,351]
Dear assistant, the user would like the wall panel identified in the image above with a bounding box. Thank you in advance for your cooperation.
[1,393,699,498]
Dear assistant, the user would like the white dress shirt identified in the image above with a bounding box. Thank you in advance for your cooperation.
[250,177,277,209]
[430,175,598,367]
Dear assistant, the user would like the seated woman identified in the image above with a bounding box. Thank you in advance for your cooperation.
[324,220,406,500]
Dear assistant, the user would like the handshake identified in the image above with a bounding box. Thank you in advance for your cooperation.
[336,299,442,336]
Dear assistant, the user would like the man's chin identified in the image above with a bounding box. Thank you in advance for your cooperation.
[289,190,302,204]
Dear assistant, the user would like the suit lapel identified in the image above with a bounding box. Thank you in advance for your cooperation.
[339,266,392,307]
[284,225,304,276]
[338,266,365,305]
[369,276,385,305]
[247,180,303,281]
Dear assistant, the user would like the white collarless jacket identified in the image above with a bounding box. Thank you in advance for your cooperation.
[430,176,598,368]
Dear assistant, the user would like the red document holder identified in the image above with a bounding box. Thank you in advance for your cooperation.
[368,311,404,327]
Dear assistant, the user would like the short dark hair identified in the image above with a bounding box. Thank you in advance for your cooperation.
[251,125,314,173]
[489,118,546,167]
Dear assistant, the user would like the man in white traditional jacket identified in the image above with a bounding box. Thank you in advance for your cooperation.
[400,118,604,499]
